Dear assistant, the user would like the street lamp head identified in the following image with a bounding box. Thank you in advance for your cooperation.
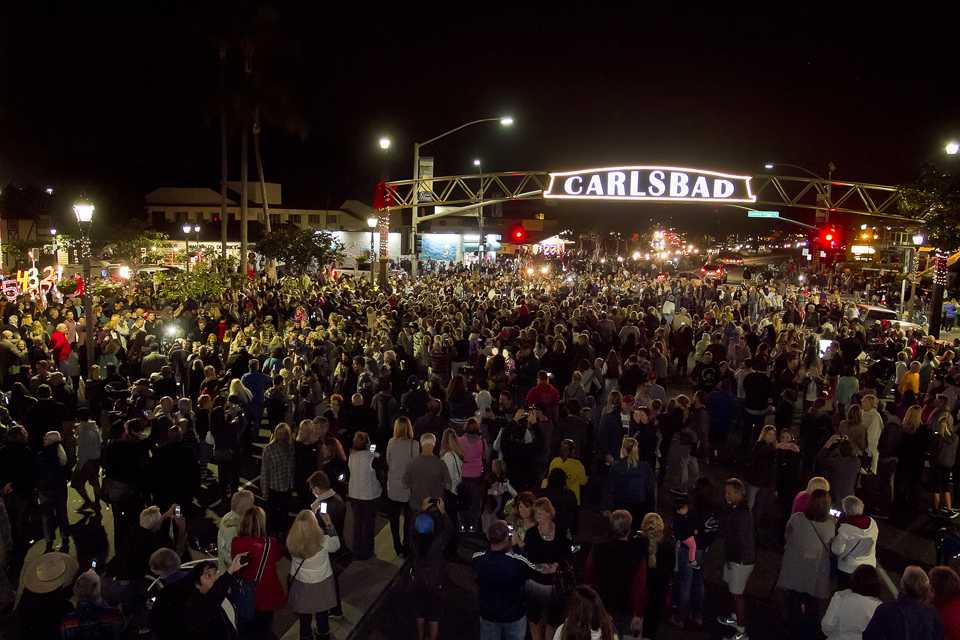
[49,228,57,236]
[473,158,481,167]
[182,223,192,234]
[45,187,54,196]
[947,141,960,156]
[763,163,775,170]
[378,136,392,151]
[499,116,514,127]
[193,224,201,233]
[73,199,95,224]
[913,233,925,246]
[366,217,378,229]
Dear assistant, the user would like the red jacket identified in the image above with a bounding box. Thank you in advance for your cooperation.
[230,535,287,612]
[525,383,560,413]
[939,596,960,640]
[49,331,71,363]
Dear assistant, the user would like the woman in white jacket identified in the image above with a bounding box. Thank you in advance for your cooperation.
[821,564,882,640]
[830,496,878,589]
[287,509,341,640]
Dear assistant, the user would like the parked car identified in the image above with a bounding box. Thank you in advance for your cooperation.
[699,262,727,283]
[716,251,744,265]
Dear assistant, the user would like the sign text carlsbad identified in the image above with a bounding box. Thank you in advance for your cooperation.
[543,166,756,204]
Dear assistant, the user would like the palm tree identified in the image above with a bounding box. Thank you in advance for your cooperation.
[218,44,229,264]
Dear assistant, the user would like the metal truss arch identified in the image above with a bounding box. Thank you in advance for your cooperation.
[385,171,911,222]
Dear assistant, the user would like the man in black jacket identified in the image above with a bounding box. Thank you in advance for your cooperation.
[717,478,755,639]
[472,521,554,639]
[24,384,66,451]
[181,555,247,640]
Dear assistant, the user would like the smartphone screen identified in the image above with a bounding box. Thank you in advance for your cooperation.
[337,473,345,481]
[91,559,97,569]
[369,444,377,453]
[174,505,181,518]
[320,502,328,515]
[829,508,841,518]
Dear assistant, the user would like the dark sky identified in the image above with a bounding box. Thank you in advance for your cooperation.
[1,2,957,232]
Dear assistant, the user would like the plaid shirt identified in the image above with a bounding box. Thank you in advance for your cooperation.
[260,441,295,496]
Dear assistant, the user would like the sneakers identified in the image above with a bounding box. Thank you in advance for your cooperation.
[724,632,749,640]
[717,614,740,628]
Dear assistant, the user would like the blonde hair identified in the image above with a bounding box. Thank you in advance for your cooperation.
[758,425,777,442]
[440,428,463,459]
[533,497,556,520]
[640,513,665,568]
[392,417,414,440]
[902,405,923,434]
[270,423,292,445]
[806,476,831,493]
[621,436,639,467]
[238,506,267,538]
[296,420,318,444]
[938,414,955,440]
[286,510,324,560]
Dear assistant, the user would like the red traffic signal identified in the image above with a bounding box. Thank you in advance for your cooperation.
[818,226,840,249]
[507,225,527,243]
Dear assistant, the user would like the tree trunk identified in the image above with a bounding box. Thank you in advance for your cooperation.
[253,107,277,282]
[240,126,249,277]
[218,45,229,267]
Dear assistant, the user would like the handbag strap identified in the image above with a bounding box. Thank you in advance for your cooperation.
[254,537,271,583]
[806,517,832,551]
[288,558,306,586]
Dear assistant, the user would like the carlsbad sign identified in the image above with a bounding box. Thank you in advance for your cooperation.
[543,166,756,204]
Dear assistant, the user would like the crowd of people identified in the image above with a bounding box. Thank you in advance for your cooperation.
[0,258,958,640]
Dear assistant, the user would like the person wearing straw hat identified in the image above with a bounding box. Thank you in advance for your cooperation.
[16,552,78,638]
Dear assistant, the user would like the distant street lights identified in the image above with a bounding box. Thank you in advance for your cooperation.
[379,136,392,151]
[182,223,200,273]
[73,198,95,374]
[946,141,959,156]
[367,216,377,284]
[411,115,514,274]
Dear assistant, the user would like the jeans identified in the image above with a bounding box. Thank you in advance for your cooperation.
[672,542,704,622]
[386,498,410,554]
[350,498,377,560]
[479,616,527,640]
[266,490,292,537]
[782,590,825,640]
[299,611,329,640]
[41,490,69,547]
[460,477,484,532]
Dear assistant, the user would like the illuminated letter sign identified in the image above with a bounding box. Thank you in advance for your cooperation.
[543,166,756,204]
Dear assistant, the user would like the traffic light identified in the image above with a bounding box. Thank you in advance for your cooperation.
[507,224,527,243]
[818,226,840,250]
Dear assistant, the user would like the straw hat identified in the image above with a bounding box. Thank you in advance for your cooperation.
[23,552,78,594]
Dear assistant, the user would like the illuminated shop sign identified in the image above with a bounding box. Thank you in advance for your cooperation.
[543,166,756,203]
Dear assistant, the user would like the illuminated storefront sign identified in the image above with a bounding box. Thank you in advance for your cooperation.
[0,266,73,302]
[543,166,756,204]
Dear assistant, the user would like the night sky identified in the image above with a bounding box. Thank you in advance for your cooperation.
[1,2,957,232]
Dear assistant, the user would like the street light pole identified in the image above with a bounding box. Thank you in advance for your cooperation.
[473,158,484,264]
[410,115,513,275]
[73,198,95,377]
[367,217,377,285]
[182,223,192,273]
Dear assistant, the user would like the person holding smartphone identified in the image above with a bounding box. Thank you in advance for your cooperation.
[347,432,382,560]
[182,553,249,640]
